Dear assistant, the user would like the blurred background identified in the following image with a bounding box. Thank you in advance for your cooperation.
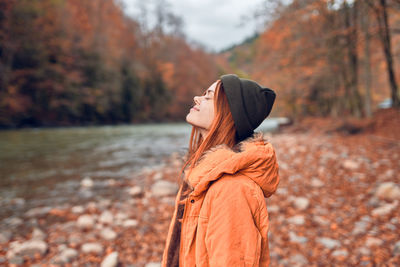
[0,0,399,266]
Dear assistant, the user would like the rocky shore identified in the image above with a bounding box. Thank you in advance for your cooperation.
[0,109,399,266]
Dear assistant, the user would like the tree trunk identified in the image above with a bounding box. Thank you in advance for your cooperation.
[376,0,400,107]
[361,0,372,117]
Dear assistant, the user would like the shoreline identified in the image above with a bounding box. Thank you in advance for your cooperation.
[0,109,399,266]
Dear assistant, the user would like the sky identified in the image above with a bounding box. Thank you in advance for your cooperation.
[121,0,266,52]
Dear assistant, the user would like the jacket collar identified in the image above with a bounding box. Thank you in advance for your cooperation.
[184,132,280,198]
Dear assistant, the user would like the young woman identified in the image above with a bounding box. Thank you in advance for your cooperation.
[161,74,280,267]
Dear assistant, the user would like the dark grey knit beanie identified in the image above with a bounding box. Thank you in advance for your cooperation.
[220,74,276,142]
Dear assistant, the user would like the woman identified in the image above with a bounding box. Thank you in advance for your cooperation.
[161,74,280,267]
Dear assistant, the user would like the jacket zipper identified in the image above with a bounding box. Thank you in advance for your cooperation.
[179,195,191,267]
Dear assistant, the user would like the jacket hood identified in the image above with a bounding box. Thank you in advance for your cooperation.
[185,132,279,198]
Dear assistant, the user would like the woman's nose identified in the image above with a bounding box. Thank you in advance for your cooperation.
[194,96,201,105]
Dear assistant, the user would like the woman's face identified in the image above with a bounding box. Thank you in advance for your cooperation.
[186,81,217,132]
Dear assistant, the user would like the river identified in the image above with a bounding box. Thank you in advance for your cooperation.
[0,119,283,220]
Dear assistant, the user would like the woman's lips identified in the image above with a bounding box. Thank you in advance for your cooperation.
[191,107,199,111]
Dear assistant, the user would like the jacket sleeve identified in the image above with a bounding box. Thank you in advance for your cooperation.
[204,179,263,267]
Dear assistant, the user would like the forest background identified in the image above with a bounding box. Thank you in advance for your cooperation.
[0,0,399,128]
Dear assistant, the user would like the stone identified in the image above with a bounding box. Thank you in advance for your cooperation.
[151,180,179,197]
[289,231,308,244]
[4,217,23,227]
[100,227,117,241]
[267,205,280,213]
[11,198,25,206]
[77,214,95,229]
[153,172,163,180]
[365,237,383,247]
[0,230,12,244]
[352,216,371,235]
[115,212,129,221]
[292,197,310,210]
[128,186,143,197]
[375,182,400,200]
[81,242,103,255]
[68,233,83,245]
[313,215,330,226]
[7,239,48,259]
[101,251,119,267]
[145,263,161,267]
[393,241,400,256]
[316,237,340,249]
[107,179,117,186]
[371,200,398,216]
[332,249,348,257]
[287,215,305,225]
[9,256,24,265]
[57,248,78,263]
[99,210,114,225]
[25,206,52,217]
[357,247,371,256]
[81,177,94,188]
[71,205,85,214]
[288,254,308,266]
[32,227,46,240]
[123,219,139,228]
[310,177,324,187]
[343,159,359,170]
[78,188,93,199]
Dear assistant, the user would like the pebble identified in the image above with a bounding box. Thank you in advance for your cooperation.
[287,215,305,225]
[57,248,78,263]
[342,159,359,170]
[352,216,371,235]
[289,231,308,244]
[313,215,330,226]
[288,254,308,266]
[310,177,324,187]
[365,237,383,247]
[100,227,117,240]
[316,237,340,249]
[81,242,103,255]
[153,172,163,180]
[71,205,85,214]
[4,217,23,227]
[292,197,310,210]
[129,186,144,197]
[151,180,179,197]
[7,239,48,259]
[25,206,51,217]
[267,205,280,213]
[32,227,46,240]
[332,249,348,257]
[375,182,400,200]
[101,251,119,267]
[0,231,12,244]
[81,177,94,188]
[371,200,398,216]
[393,241,400,256]
[357,247,371,255]
[8,256,24,265]
[123,219,139,228]
[78,188,94,198]
[99,210,114,225]
[77,214,95,229]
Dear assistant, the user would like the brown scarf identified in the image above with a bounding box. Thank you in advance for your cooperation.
[166,179,192,267]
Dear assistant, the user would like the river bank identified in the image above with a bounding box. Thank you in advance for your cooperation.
[0,109,399,266]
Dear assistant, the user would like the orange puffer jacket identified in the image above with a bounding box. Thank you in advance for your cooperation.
[162,133,280,267]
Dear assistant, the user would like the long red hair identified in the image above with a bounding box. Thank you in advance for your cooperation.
[180,79,237,181]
